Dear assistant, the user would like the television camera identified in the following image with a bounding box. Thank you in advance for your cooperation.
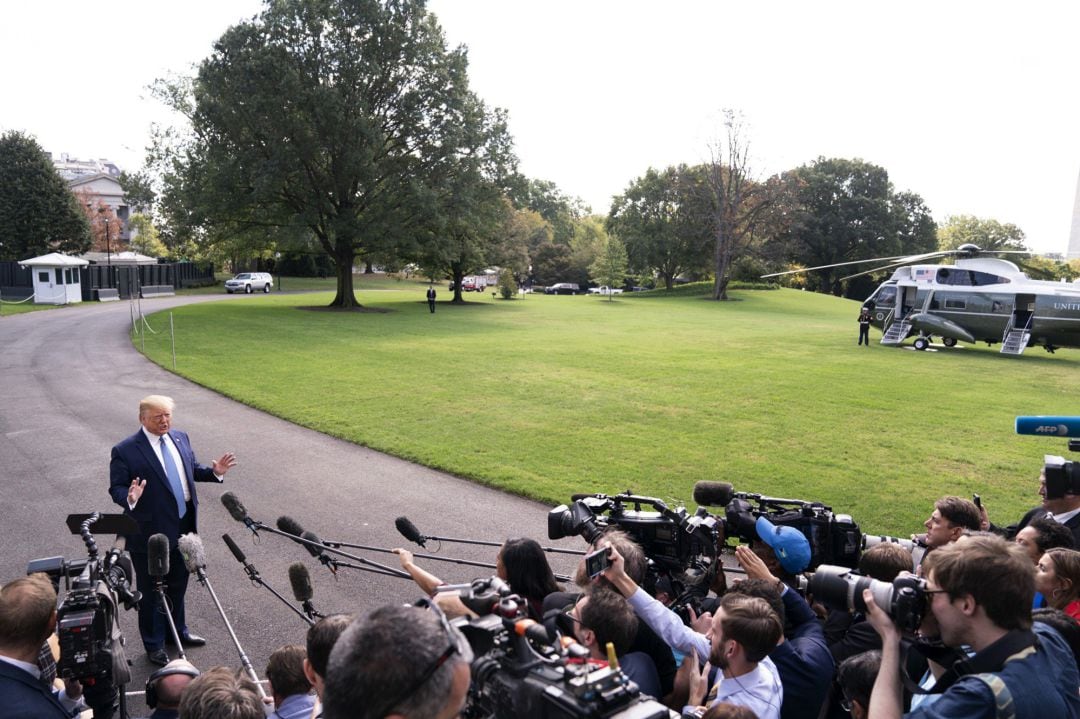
[443,577,675,719]
[27,512,139,719]
[547,482,861,614]
[1016,416,1080,499]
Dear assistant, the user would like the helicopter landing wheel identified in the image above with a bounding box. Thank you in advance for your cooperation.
[942,337,957,348]
[913,337,930,351]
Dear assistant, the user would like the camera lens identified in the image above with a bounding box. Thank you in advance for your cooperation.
[809,565,894,617]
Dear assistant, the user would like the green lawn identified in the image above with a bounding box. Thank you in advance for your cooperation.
[0,298,65,315]
[134,279,1080,537]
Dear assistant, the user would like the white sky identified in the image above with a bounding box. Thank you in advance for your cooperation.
[3,1,1078,253]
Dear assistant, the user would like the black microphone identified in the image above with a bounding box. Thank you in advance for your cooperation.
[288,562,323,620]
[148,534,170,578]
[221,492,259,535]
[395,516,428,548]
[288,562,313,602]
[222,533,258,580]
[276,516,305,537]
[301,531,339,575]
[178,533,209,583]
[692,481,735,507]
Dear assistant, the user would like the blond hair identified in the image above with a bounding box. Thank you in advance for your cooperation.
[140,395,175,417]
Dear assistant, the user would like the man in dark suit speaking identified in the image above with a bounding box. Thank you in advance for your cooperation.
[108,395,237,667]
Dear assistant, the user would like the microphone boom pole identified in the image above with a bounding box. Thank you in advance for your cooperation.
[322,539,573,583]
[224,495,412,579]
[222,534,314,627]
[179,534,268,700]
[147,534,186,660]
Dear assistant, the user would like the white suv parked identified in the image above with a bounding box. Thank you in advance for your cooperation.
[225,272,273,294]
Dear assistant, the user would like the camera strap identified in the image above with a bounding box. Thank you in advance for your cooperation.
[916,629,1037,695]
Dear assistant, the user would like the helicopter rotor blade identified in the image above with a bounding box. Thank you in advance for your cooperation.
[840,260,926,282]
[760,255,910,278]
[762,250,953,279]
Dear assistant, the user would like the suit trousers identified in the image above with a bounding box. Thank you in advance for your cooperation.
[134,503,195,650]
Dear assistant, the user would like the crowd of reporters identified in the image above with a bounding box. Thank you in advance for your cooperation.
[5,464,1080,719]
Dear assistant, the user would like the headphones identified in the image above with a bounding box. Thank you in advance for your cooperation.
[146,661,201,708]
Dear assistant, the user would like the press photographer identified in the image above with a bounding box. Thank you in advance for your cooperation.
[863,534,1080,718]
[987,417,1080,546]
[322,601,472,719]
[0,573,86,718]
[17,513,140,719]
[548,483,860,620]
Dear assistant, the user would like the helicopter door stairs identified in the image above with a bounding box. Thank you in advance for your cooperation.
[880,310,912,345]
[881,286,926,345]
[1001,299,1034,355]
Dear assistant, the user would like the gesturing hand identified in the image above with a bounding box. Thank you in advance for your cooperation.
[735,544,779,584]
[128,478,146,506]
[212,452,238,476]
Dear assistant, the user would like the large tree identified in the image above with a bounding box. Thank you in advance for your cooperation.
[416,102,515,303]
[607,165,711,290]
[778,157,937,296]
[157,0,505,307]
[701,112,778,300]
[0,131,90,260]
[938,214,1027,252]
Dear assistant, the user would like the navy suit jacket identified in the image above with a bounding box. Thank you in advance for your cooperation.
[109,429,220,554]
[0,660,75,718]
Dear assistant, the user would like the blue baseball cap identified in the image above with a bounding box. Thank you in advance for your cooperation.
[755,516,812,574]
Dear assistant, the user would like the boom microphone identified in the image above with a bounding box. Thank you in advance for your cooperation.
[395,516,428,548]
[221,492,259,535]
[276,516,305,537]
[148,533,185,656]
[178,533,209,582]
[288,562,323,620]
[148,534,170,578]
[223,533,249,566]
[301,531,339,575]
[288,563,313,602]
[222,534,313,627]
[692,481,735,507]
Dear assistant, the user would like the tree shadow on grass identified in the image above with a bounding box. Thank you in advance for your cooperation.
[296,305,391,313]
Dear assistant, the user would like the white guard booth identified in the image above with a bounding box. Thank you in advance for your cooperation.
[18,252,90,304]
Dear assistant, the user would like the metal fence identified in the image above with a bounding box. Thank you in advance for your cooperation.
[0,260,215,301]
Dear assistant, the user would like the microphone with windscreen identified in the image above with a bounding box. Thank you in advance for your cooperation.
[288,562,324,620]
[692,481,735,507]
[147,533,185,656]
[147,533,170,578]
[395,516,428,547]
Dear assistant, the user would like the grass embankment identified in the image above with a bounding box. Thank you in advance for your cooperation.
[135,277,1080,536]
[0,300,61,315]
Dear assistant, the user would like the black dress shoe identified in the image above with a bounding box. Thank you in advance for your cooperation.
[148,649,169,667]
[180,633,207,647]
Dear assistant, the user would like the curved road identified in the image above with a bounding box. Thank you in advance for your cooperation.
[0,294,580,712]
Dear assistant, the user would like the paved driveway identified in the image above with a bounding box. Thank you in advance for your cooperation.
[0,294,581,712]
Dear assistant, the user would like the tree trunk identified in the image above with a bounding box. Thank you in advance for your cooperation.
[450,262,465,303]
[329,248,360,308]
[364,261,374,274]
[713,273,730,300]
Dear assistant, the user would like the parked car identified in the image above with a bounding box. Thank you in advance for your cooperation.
[544,283,581,295]
[225,272,273,294]
[587,285,623,295]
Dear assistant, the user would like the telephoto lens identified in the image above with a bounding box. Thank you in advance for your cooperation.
[810,565,929,635]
